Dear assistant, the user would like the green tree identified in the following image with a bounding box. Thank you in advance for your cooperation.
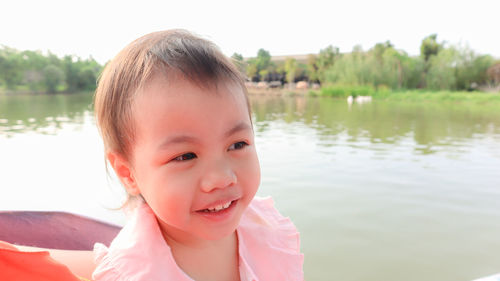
[21,50,48,91]
[47,52,62,67]
[0,47,24,89]
[365,42,396,88]
[426,47,458,90]
[43,64,64,93]
[470,55,494,86]
[316,45,340,83]
[284,58,297,86]
[255,49,276,81]
[21,50,48,70]
[453,45,493,90]
[0,46,102,94]
[245,58,258,82]
[372,41,394,61]
[487,62,500,85]
[324,45,370,86]
[399,54,425,89]
[324,42,425,90]
[77,66,97,90]
[255,49,271,72]
[63,55,80,92]
[420,34,442,62]
[367,42,414,89]
[306,54,319,82]
[230,53,246,76]
[24,70,43,91]
[259,69,269,81]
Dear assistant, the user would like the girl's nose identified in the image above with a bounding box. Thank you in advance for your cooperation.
[200,159,237,193]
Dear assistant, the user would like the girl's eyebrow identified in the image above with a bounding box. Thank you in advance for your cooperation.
[158,122,252,150]
[224,122,252,138]
[159,135,199,149]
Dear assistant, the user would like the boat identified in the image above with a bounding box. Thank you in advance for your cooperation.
[0,210,121,250]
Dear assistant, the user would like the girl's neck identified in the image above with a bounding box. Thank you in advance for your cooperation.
[164,231,240,281]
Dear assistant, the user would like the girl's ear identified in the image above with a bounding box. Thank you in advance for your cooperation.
[106,151,141,196]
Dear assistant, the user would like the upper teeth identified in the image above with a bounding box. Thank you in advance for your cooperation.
[206,201,232,212]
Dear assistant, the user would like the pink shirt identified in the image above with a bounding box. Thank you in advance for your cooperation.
[93,197,304,281]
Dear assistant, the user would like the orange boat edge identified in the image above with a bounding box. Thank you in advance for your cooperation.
[0,211,121,280]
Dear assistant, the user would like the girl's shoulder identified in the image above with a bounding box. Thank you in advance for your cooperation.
[92,198,304,281]
[237,196,304,281]
[92,204,192,281]
[241,196,301,239]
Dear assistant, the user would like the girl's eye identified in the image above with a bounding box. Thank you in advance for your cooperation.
[173,152,197,162]
[228,141,248,151]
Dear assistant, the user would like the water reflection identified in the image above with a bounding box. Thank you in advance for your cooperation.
[247,95,500,281]
[251,95,500,157]
[0,94,92,137]
[3,93,499,152]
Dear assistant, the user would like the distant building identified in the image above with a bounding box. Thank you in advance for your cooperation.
[244,54,314,64]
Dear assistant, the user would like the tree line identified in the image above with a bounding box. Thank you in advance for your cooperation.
[233,34,500,92]
[2,34,499,94]
[0,46,102,93]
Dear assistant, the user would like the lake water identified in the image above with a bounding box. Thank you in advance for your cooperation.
[1,93,499,281]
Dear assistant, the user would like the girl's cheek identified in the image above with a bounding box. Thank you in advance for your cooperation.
[167,172,198,192]
[243,153,261,184]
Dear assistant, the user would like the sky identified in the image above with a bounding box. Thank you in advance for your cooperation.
[1,0,499,64]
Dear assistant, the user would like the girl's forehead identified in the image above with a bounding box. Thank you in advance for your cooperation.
[142,71,241,96]
[132,76,250,131]
[134,74,249,115]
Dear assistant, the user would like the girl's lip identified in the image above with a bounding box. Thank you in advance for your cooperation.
[195,199,239,221]
[195,196,240,212]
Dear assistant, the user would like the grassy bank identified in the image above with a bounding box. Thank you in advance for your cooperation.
[370,89,500,103]
[5,84,499,104]
[247,85,500,104]
[320,85,500,103]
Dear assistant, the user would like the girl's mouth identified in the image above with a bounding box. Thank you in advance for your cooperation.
[198,200,236,213]
[195,199,239,222]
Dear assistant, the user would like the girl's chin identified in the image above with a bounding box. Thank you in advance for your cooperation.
[199,228,238,241]
[195,200,243,241]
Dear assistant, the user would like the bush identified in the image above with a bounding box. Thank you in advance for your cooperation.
[43,65,64,93]
[307,90,319,97]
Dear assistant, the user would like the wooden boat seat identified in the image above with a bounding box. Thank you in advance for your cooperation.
[0,211,121,250]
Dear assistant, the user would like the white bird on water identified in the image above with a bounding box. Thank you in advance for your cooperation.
[347,95,372,105]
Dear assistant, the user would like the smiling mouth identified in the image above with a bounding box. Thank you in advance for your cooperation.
[198,200,236,213]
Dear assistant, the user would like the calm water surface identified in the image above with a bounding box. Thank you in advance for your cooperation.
[1,93,499,281]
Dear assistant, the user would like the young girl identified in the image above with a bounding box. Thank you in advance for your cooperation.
[92,29,303,281]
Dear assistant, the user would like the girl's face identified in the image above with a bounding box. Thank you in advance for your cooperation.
[123,75,260,243]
